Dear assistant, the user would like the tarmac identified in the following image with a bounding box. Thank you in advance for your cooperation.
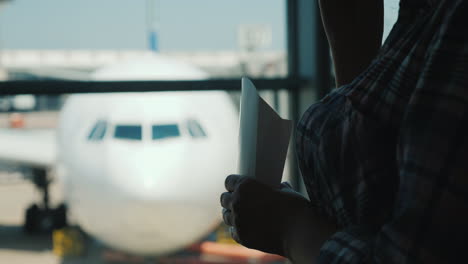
[0,175,60,264]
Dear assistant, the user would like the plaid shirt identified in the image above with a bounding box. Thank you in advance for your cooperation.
[296,0,468,263]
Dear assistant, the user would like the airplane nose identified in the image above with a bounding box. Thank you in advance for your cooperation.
[107,145,186,201]
[99,198,221,255]
[109,165,167,201]
[106,141,226,203]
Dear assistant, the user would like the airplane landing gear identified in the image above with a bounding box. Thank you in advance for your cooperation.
[23,168,67,233]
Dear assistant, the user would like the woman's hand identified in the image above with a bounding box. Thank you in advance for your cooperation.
[220,175,312,256]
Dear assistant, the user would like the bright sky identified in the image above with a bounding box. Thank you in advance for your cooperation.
[0,0,286,51]
[0,0,399,52]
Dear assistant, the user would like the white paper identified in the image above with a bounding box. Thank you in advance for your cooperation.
[238,77,292,188]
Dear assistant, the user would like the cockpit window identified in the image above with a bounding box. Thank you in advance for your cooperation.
[87,120,107,141]
[187,119,207,138]
[152,124,180,140]
[114,125,142,140]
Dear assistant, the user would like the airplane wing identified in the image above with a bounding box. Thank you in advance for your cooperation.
[0,128,56,168]
[9,68,91,81]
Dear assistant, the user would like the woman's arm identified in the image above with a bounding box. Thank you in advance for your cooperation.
[318,0,384,87]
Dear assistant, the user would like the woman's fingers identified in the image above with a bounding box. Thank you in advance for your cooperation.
[220,192,233,210]
[220,191,234,226]
[229,226,241,243]
[224,174,242,192]
[222,208,234,226]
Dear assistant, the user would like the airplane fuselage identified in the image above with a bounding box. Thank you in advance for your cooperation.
[56,91,238,255]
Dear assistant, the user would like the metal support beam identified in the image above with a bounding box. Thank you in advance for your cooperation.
[287,0,301,191]
[294,0,332,107]
[287,0,332,192]
[0,78,301,95]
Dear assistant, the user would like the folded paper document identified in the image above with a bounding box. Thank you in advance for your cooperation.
[238,78,292,188]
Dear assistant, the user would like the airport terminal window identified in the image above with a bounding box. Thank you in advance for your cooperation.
[114,125,142,141]
[152,124,180,140]
[187,120,207,138]
[87,120,107,141]
[0,2,299,262]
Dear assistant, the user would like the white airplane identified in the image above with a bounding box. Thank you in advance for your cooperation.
[0,53,239,255]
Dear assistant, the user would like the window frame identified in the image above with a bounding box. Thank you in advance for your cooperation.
[152,123,181,140]
[186,119,207,139]
[113,124,143,141]
[0,79,298,95]
[87,120,108,142]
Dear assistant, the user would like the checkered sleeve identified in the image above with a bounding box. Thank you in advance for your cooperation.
[318,226,374,264]
[317,1,468,263]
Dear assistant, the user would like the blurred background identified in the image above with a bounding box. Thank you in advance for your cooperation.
[0,0,398,263]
